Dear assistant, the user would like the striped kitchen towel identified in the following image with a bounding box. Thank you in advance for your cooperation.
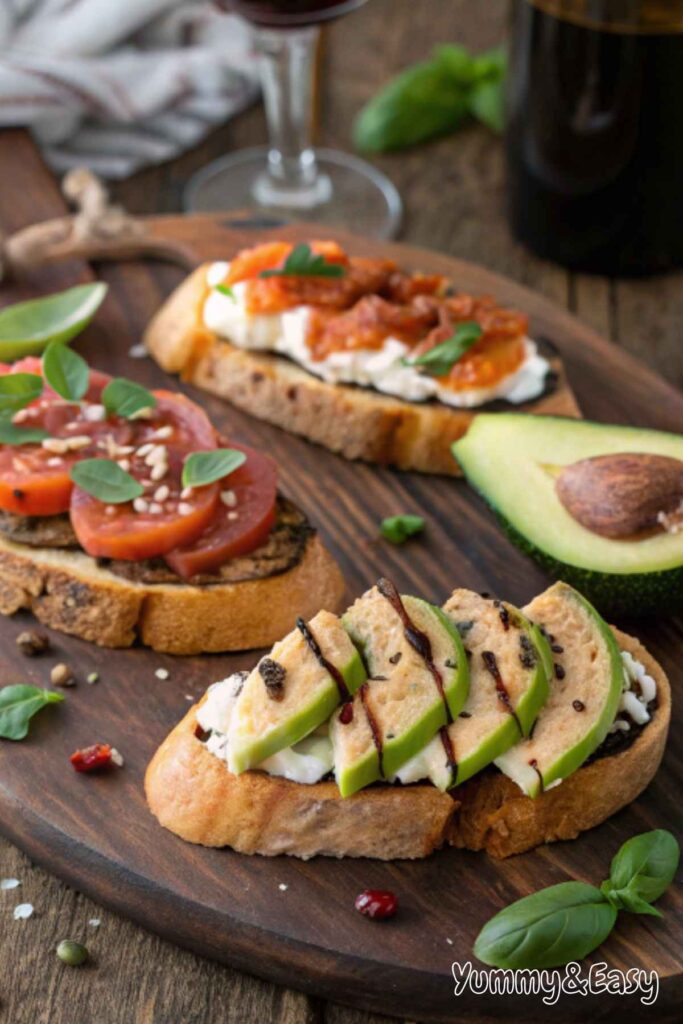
[0,0,259,178]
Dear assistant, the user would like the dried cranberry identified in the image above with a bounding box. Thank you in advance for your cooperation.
[354,889,398,920]
[70,744,114,773]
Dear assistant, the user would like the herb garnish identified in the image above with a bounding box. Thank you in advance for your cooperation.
[70,459,144,504]
[354,44,506,153]
[404,321,482,377]
[182,448,246,489]
[42,340,89,402]
[102,377,157,420]
[0,685,65,741]
[474,830,679,969]
[380,514,425,544]
[216,284,236,300]
[0,419,49,445]
[0,372,43,413]
[260,244,345,279]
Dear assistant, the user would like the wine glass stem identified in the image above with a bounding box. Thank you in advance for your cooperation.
[253,25,331,208]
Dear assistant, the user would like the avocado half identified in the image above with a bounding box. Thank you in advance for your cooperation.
[453,414,683,616]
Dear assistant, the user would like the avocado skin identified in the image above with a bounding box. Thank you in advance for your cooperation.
[488,506,683,618]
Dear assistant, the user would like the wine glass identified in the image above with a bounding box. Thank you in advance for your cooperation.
[185,0,402,238]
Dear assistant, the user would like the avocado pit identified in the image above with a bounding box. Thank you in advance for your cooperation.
[555,452,683,540]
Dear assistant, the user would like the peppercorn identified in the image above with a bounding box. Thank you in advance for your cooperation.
[51,663,76,687]
[56,939,88,966]
[15,630,49,657]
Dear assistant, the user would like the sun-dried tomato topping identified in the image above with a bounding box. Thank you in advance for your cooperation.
[69,744,116,773]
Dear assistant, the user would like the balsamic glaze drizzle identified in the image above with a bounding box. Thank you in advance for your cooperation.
[440,727,458,783]
[296,617,350,702]
[359,682,384,776]
[376,577,452,723]
[481,650,523,734]
[529,758,545,793]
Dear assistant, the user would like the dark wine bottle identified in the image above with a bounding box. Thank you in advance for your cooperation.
[506,0,683,276]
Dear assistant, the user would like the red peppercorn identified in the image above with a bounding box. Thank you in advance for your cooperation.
[70,744,115,773]
[354,889,398,920]
[339,703,354,724]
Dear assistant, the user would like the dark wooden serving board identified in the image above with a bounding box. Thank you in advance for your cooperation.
[0,143,681,1022]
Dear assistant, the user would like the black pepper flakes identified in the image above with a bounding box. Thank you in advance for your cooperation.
[572,699,585,712]
[554,663,565,680]
[519,633,537,670]
[455,620,475,638]
[551,643,564,654]
[388,652,402,665]
[258,658,287,700]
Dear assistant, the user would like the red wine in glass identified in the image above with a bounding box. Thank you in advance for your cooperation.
[189,0,401,237]
[228,0,367,26]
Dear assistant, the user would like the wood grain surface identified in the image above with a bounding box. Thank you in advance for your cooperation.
[0,2,682,1022]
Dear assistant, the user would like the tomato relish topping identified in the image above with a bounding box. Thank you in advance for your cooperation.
[218,242,530,393]
[0,357,278,577]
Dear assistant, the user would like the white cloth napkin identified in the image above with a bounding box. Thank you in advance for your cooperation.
[0,0,259,178]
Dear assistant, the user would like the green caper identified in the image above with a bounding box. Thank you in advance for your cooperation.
[56,939,88,966]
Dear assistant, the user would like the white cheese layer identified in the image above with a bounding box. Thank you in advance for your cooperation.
[202,262,549,409]
[196,674,333,785]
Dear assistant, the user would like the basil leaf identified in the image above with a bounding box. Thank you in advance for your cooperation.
[0,282,107,362]
[42,341,89,402]
[70,459,144,504]
[0,417,49,445]
[406,321,483,377]
[0,372,43,413]
[474,882,617,969]
[354,46,474,153]
[102,378,157,420]
[603,829,679,911]
[260,243,345,279]
[0,684,65,741]
[182,448,246,489]
[600,883,663,918]
[469,47,506,134]
[380,514,425,544]
[216,284,236,300]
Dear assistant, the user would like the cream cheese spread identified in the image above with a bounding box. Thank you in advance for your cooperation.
[203,262,549,409]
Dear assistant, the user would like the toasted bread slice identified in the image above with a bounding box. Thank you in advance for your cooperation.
[144,266,580,476]
[0,527,344,655]
[145,628,670,858]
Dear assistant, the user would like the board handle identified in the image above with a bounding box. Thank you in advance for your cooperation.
[0,169,198,281]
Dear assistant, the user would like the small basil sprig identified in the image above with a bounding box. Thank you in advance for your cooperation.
[260,244,345,280]
[380,514,425,544]
[215,284,236,300]
[355,44,506,153]
[182,448,246,489]
[0,372,43,413]
[42,340,89,402]
[102,377,156,420]
[474,830,679,969]
[0,418,49,445]
[405,321,482,377]
[0,685,65,741]
[600,830,680,917]
[70,459,144,504]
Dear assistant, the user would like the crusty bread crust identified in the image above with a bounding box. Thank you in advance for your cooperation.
[145,628,670,858]
[144,265,580,476]
[0,531,344,655]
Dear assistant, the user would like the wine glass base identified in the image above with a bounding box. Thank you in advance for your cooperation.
[184,147,402,239]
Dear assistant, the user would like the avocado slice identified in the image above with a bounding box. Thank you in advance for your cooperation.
[330,580,469,797]
[227,610,366,775]
[452,414,683,616]
[494,582,623,797]
[396,590,551,790]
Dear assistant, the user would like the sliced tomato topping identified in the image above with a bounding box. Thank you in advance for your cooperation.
[0,364,116,515]
[69,392,220,561]
[164,444,277,579]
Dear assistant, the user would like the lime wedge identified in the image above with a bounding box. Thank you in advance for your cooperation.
[0,282,108,361]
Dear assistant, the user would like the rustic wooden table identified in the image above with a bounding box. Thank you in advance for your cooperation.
[0,3,680,1023]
